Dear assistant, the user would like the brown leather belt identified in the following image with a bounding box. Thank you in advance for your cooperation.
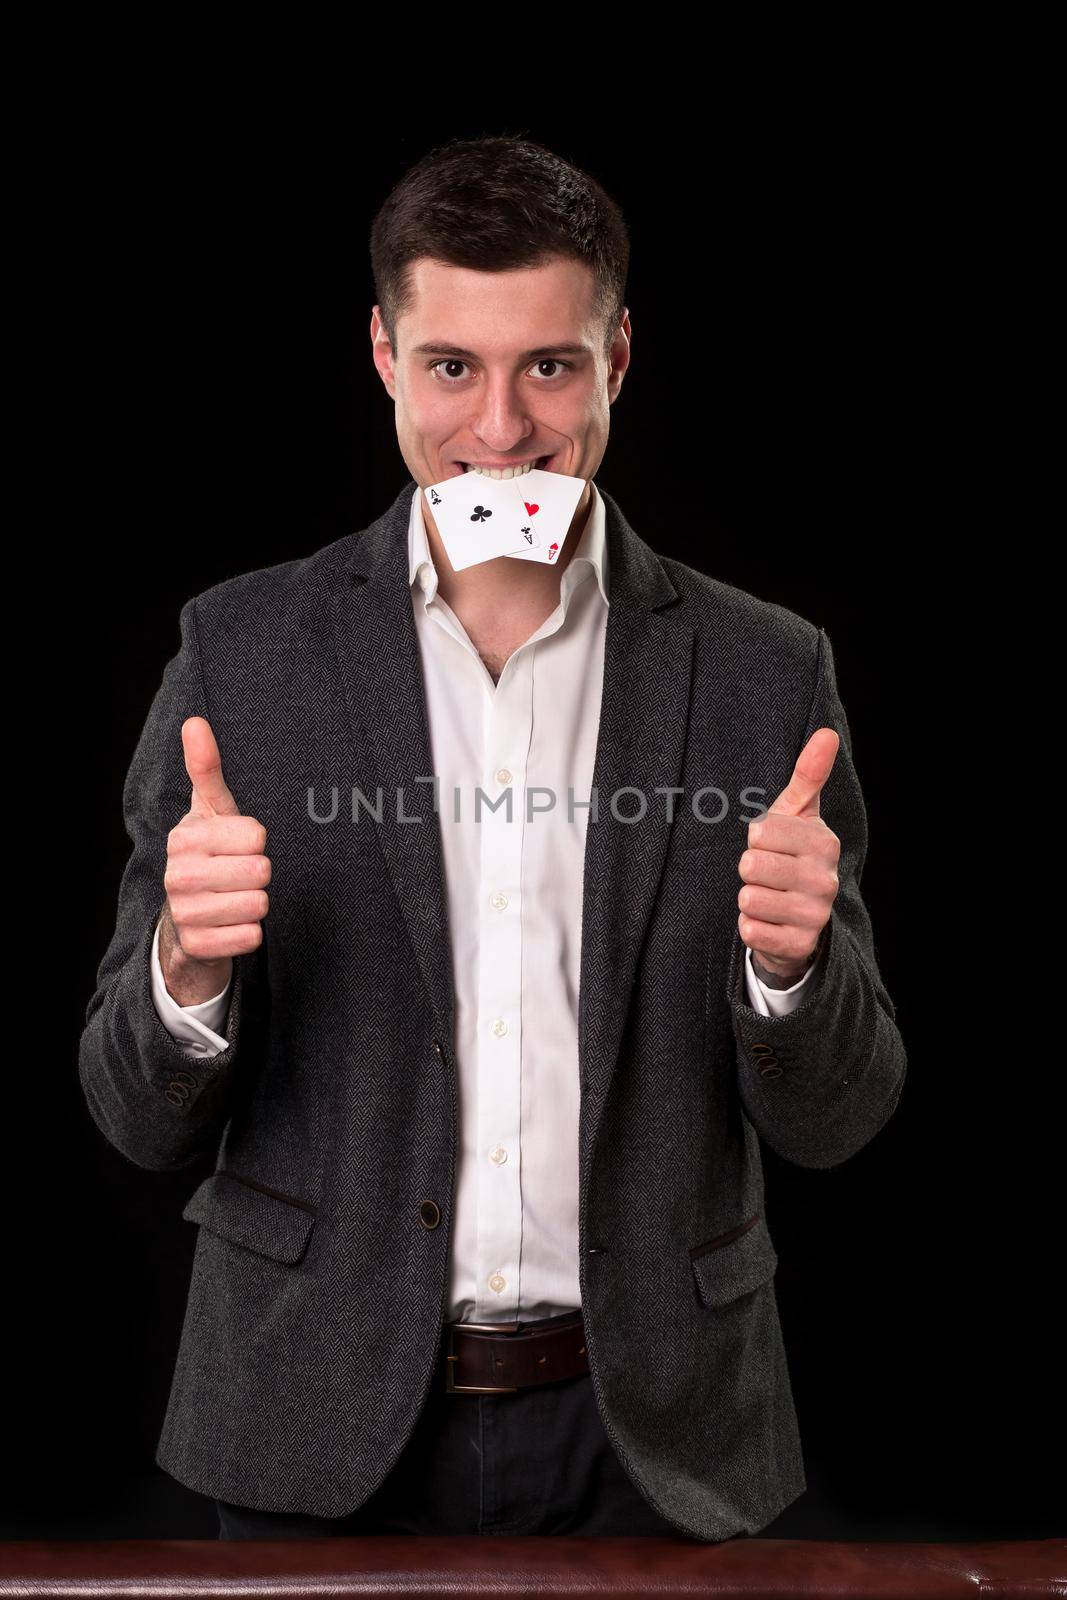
[440,1309,588,1395]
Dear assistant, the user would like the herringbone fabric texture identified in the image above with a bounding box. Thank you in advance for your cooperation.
[78,480,906,1540]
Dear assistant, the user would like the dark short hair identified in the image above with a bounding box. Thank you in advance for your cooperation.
[370,134,630,362]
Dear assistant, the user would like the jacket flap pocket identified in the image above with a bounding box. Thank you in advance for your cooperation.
[182,1170,316,1265]
[689,1213,778,1308]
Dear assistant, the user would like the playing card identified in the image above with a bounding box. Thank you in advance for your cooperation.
[503,468,588,565]
[423,472,535,572]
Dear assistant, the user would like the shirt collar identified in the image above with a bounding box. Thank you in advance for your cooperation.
[408,477,610,610]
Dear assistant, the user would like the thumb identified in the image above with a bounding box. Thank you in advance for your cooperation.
[182,716,239,818]
[767,727,840,819]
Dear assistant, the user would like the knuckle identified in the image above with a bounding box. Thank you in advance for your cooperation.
[165,862,197,894]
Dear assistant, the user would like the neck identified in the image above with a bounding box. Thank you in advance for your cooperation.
[425,480,593,618]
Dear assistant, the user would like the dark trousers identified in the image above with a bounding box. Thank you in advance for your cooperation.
[216,1321,742,1540]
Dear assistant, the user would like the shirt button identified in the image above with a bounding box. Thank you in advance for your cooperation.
[489,1145,507,1165]
[491,1018,508,1037]
[490,892,509,911]
[496,767,512,785]
[489,1273,507,1293]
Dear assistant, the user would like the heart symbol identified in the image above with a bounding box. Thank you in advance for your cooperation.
[524,502,539,516]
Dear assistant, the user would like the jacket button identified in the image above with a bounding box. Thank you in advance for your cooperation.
[164,1072,197,1106]
[758,1063,784,1079]
[431,1040,444,1059]
[419,1200,441,1229]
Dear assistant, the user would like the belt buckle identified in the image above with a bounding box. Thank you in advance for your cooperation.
[444,1321,521,1394]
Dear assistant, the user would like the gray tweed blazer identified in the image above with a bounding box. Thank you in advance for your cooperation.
[78,480,907,1540]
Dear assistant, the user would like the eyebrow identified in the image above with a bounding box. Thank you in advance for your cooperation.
[412,341,592,362]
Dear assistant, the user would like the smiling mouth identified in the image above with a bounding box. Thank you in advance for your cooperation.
[456,455,553,480]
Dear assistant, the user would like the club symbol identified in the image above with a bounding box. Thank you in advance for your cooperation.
[429,488,442,505]
[522,528,533,543]
[469,505,493,522]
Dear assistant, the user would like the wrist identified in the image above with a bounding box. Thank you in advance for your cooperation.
[750,952,808,989]
[750,926,826,989]
[157,906,233,1006]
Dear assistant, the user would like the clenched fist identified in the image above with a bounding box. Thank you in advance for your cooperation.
[157,717,271,1005]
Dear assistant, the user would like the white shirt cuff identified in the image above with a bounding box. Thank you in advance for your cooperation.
[743,943,817,1018]
[150,919,232,1057]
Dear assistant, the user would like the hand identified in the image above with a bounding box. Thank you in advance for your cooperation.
[738,727,842,984]
[158,717,271,1005]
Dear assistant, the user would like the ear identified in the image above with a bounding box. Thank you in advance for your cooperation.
[370,306,397,397]
[607,310,632,404]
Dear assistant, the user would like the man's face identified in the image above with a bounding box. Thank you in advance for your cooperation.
[370,255,630,493]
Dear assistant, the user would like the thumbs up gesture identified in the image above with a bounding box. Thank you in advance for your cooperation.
[737,727,842,985]
[157,717,271,1005]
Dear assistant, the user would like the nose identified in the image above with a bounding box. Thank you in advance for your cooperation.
[471,373,537,456]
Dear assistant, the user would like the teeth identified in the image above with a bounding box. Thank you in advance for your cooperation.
[463,459,540,480]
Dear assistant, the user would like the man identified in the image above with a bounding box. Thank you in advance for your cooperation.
[79,135,907,1543]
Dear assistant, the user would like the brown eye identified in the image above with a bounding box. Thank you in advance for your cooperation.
[430,359,472,384]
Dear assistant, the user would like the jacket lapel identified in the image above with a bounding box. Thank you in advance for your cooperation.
[326,481,695,1159]
[576,489,694,1169]
[328,485,457,1053]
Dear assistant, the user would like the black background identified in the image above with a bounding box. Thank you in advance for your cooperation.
[13,80,1055,1544]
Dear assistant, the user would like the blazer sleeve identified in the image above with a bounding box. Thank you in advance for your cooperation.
[78,596,262,1171]
[727,625,908,1169]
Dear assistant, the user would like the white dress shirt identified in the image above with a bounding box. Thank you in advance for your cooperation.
[150,481,816,1321]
